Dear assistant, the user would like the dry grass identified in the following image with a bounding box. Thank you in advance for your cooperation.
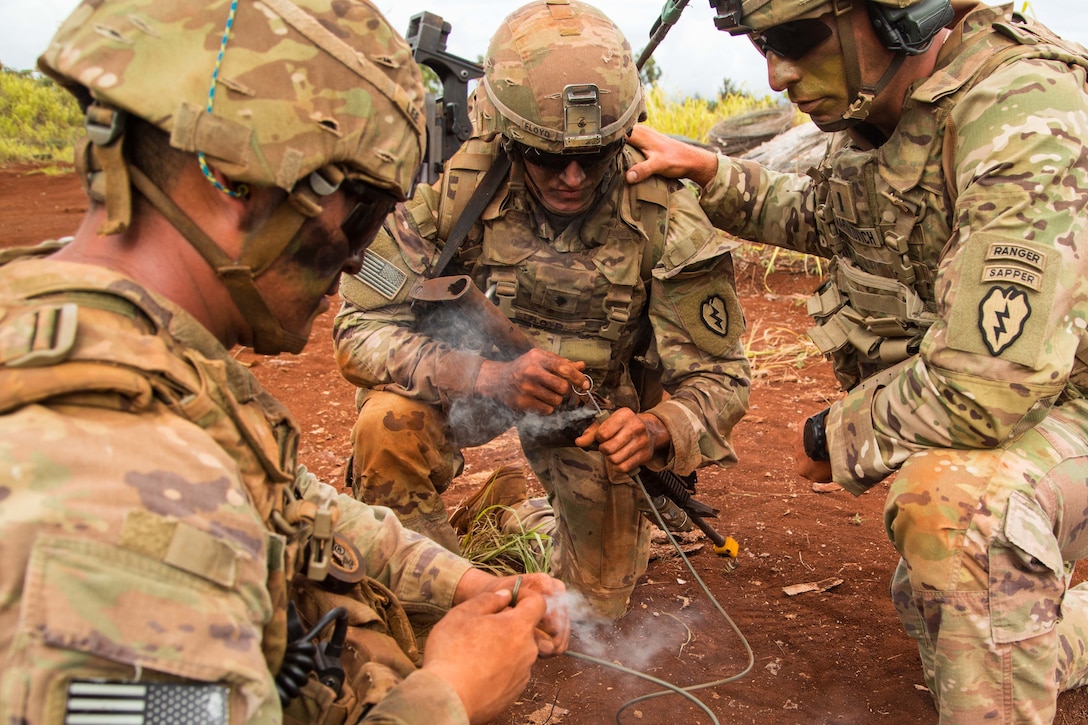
[458,505,553,577]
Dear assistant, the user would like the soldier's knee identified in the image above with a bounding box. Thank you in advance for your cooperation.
[352,392,449,451]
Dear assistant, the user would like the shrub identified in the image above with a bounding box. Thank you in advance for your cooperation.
[641,85,780,144]
[0,68,82,166]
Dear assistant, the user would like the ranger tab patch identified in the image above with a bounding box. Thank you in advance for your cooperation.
[981,242,1047,291]
[978,286,1031,356]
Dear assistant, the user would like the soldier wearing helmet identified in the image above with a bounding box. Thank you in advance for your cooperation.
[333,0,751,620]
[0,1,571,723]
[627,0,1088,719]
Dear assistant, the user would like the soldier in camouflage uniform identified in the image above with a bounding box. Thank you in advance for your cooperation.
[0,1,571,723]
[626,0,1088,720]
[333,0,751,620]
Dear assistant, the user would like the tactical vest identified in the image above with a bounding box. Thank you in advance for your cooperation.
[805,9,1088,391]
[0,250,423,722]
[423,138,670,404]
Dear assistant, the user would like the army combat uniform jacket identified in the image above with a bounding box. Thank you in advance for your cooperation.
[0,251,473,724]
[696,4,1088,720]
[333,137,750,617]
[335,139,751,475]
[699,3,1088,492]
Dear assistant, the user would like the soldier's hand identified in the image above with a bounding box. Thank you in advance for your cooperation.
[575,408,669,473]
[494,573,570,657]
[423,588,549,724]
[474,349,587,415]
[794,430,833,482]
[624,124,719,188]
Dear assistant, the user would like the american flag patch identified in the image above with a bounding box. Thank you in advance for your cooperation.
[65,680,229,724]
[355,249,407,300]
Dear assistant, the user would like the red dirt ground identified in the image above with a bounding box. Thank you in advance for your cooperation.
[3,163,1086,724]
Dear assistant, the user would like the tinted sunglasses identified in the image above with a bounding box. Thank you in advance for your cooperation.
[515,140,625,171]
[340,182,398,256]
[751,17,834,61]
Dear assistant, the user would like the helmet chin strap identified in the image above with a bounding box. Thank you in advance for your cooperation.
[81,111,331,355]
[126,163,318,354]
[816,2,907,132]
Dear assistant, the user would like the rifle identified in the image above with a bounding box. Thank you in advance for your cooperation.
[636,0,692,71]
[406,12,484,186]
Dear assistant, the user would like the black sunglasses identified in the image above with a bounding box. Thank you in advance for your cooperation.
[340,182,398,256]
[515,140,625,171]
[751,17,834,61]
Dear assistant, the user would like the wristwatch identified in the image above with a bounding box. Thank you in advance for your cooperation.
[803,409,830,462]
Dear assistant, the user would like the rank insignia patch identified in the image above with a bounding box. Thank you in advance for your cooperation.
[979,286,1031,356]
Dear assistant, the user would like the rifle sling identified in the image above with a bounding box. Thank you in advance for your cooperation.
[429,149,511,279]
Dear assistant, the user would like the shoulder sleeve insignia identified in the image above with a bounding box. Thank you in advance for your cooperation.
[979,286,1031,356]
[700,295,730,337]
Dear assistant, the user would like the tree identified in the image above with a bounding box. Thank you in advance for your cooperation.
[639,54,662,88]
[718,77,748,100]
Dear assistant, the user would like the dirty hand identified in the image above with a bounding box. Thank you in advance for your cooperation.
[794,430,833,482]
[423,587,547,724]
[491,573,570,657]
[574,408,669,473]
[624,124,720,188]
[474,349,587,415]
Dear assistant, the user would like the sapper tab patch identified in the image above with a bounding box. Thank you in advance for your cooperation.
[981,242,1047,291]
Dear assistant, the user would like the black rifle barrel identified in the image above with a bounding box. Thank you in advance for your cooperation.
[636,0,692,71]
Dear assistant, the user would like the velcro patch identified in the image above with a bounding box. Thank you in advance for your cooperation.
[986,242,1047,272]
[355,249,407,301]
[66,680,229,724]
[664,264,745,358]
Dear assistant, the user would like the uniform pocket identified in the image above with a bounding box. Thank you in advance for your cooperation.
[990,491,1064,644]
[20,535,272,687]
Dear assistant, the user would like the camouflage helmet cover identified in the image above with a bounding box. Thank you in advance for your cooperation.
[712,0,934,34]
[38,0,425,200]
[476,0,644,154]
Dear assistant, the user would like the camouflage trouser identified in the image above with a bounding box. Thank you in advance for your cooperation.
[884,400,1088,723]
[350,391,466,552]
[351,390,650,618]
[518,433,652,620]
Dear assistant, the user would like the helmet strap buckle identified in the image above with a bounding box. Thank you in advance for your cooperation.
[85,103,127,147]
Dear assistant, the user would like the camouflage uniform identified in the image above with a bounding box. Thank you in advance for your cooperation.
[701,2,1088,720]
[334,133,750,618]
[0,1,481,723]
[334,0,751,619]
[0,253,473,724]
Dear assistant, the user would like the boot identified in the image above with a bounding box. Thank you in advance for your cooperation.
[449,465,529,535]
[400,510,461,553]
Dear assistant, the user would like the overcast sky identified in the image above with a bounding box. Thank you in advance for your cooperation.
[3,1,1087,100]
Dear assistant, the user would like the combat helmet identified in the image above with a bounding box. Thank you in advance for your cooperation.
[39,0,425,354]
[709,0,954,129]
[476,0,645,156]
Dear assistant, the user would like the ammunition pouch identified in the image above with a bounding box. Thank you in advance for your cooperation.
[806,257,934,389]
